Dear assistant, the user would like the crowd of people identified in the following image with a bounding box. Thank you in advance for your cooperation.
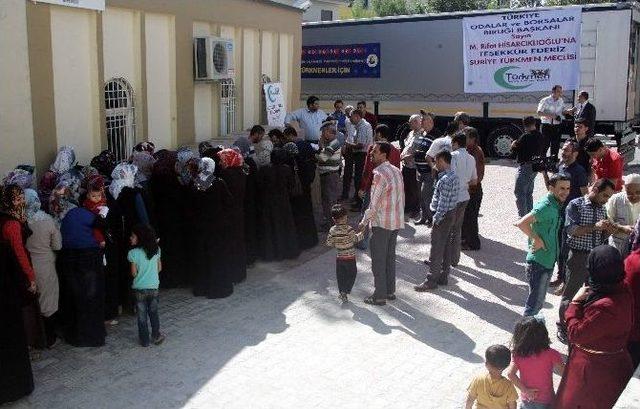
[1,89,639,408]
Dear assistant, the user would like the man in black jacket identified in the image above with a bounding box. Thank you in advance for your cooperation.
[572,90,596,138]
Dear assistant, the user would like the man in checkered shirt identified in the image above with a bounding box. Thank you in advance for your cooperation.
[415,151,460,291]
[557,178,616,343]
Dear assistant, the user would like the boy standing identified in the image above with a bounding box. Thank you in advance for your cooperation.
[326,204,365,303]
[466,345,518,409]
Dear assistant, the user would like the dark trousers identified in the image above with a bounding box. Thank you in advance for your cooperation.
[427,209,456,284]
[462,187,483,250]
[336,258,357,294]
[541,123,562,158]
[61,248,106,347]
[135,289,160,346]
[556,215,568,281]
[370,227,398,298]
[342,151,366,202]
[402,167,420,213]
[417,171,434,223]
[558,249,589,333]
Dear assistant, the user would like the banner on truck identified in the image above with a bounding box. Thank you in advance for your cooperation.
[463,7,581,93]
[301,43,381,78]
[263,83,286,127]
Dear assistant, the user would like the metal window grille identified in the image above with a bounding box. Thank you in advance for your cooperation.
[220,79,236,136]
[104,78,135,162]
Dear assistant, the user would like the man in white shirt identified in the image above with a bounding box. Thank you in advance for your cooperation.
[343,109,373,211]
[449,132,477,268]
[537,85,571,159]
[401,114,423,218]
[284,95,327,143]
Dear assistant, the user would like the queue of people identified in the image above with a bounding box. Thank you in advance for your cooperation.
[2,90,639,408]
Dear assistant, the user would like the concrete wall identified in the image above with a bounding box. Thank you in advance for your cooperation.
[50,6,101,165]
[0,0,36,176]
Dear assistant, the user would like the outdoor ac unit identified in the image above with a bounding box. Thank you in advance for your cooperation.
[193,37,234,81]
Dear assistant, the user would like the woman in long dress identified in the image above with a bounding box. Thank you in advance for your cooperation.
[555,245,634,408]
[217,149,247,284]
[0,185,34,403]
[24,189,62,347]
[191,158,234,298]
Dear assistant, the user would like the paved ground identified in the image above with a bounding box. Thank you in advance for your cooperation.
[4,160,639,409]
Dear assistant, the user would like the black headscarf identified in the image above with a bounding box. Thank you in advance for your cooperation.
[585,245,625,306]
[90,150,117,179]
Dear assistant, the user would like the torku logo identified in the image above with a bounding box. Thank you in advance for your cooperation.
[493,66,534,90]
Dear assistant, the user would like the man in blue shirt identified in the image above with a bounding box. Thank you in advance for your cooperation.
[332,99,347,135]
[284,95,327,143]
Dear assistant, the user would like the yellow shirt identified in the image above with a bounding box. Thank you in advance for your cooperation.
[467,373,518,409]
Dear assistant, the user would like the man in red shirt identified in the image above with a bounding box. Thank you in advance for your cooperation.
[357,101,377,128]
[586,139,624,191]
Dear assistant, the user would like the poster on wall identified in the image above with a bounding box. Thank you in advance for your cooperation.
[462,7,581,93]
[35,0,105,11]
[263,82,286,127]
[302,43,381,78]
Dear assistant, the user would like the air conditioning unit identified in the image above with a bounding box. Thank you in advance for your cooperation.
[193,36,234,81]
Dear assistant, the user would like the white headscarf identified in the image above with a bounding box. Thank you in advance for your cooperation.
[24,188,50,223]
[131,151,156,185]
[50,146,76,174]
[194,157,216,191]
[109,163,137,200]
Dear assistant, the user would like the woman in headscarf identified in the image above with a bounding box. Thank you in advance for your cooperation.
[0,186,34,403]
[133,141,155,156]
[58,184,106,347]
[49,181,78,225]
[2,168,34,190]
[191,157,234,298]
[108,163,149,313]
[255,148,300,261]
[90,150,117,181]
[555,245,634,408]
[217,149,247,284]
[130,150,157,226]
[24,189,62,347]
[283,127,318,250]
[38,146,76,211]
[624,238,640,369]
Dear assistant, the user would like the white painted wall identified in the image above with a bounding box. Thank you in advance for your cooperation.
[279,33,294,113]
[302,0,343,22]
[0,0,36,176]
[145,13,176,149]
[50,6,100,165]
[102,7,142,141]
[242,28,260,129]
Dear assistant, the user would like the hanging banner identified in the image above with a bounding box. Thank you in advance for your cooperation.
[263,82,286,127]
[463,7,581,93]
[34,0,105,11]
[301,43,381,78]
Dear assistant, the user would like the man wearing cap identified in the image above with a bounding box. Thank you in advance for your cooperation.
[316,119,344,231]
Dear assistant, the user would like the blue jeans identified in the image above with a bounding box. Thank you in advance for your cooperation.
[520,401,551,409]
[135,289,160,346]
[514,163,537,218]
[524,261,552,316]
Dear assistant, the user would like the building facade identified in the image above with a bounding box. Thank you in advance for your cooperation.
[1,0,303,176]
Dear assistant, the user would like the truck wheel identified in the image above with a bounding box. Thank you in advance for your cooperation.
[486,126,519,158]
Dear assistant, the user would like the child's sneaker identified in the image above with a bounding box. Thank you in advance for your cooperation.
[338,293,348,303]
[152,334,165,345]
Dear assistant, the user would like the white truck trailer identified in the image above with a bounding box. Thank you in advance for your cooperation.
[301,2,640,158]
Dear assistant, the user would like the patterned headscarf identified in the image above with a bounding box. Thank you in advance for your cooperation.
[217,148,244,169]
[109,163,137,200]
[85,174,105,192]
[283,141,299,157]
[50,146,76,174]
[254,139,274,168]
[198,141,215,157]
[131,151,156,185]
[49,182,77,223]
[90,150,117,178]
[0,184,26,222]
[58,168,83,202]
[175,148,197,186]
[38,170,58,213]
[194,158,216,191]
[133,141,155,155]
[2,168,34,190]
[24,188,49,223]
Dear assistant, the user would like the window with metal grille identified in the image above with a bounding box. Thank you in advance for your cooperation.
[220,79,236,136]
[321,10,333,21]
[104,78,135,162]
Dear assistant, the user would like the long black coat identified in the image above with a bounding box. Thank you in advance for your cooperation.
[218,167,247,284]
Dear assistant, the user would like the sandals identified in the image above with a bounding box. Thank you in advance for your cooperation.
[364,295,386,306]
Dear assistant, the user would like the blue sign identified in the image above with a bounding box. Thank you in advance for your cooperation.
[302,43,381,78]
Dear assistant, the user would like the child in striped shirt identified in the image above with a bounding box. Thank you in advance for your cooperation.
[326,204,365,303]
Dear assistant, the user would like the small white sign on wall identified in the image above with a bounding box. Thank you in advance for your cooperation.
[34,0,105,11]
[263,82,286,127]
